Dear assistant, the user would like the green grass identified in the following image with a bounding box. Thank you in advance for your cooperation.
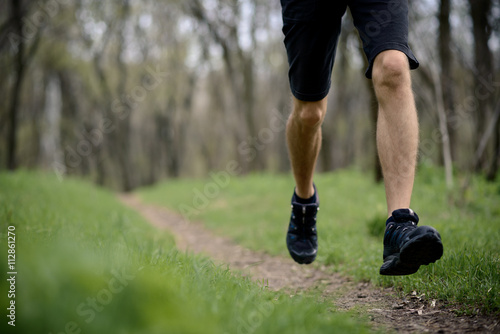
[0,171,370,334]
[138,165,500,314]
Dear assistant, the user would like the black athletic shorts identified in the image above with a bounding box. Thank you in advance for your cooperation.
[281,0,419,101]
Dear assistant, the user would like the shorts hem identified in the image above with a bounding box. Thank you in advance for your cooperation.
[365,43,419,79]
[290,83,331,102]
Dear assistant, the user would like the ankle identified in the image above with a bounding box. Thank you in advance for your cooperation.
[295,189,314,200]
[294,184,317,204]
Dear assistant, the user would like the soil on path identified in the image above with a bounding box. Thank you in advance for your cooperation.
[120,194,499,333]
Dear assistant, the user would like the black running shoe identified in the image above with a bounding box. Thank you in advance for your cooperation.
[286,190,319,265]
[380,209,443,276]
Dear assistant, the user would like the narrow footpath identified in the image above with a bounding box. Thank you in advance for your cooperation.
[120,194,498,333]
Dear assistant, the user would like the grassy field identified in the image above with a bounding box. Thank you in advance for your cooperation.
[138,165,500,315]
[0,171,371,334]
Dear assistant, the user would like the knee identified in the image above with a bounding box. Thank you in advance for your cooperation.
[292,99,327,128]
[372,51,410,91]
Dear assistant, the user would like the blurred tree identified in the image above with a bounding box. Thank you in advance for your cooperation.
[5,0,42,170]
[113,0,132,191]
[185,0,263,171]
[438,0,457,160]
[0,0,498,189]
[468,0,497,175]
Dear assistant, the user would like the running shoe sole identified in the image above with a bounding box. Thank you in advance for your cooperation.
[287,250,316,265]
[380,230,443,276]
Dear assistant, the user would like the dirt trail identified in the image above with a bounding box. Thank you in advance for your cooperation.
[120,194,499,333]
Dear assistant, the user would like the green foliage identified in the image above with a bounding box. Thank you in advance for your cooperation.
[366,215,387,238]
[0,171,369,333]
[139,166,500,314]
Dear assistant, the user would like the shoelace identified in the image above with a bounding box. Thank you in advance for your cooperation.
[385,220,417,246]
[290,204,318,236]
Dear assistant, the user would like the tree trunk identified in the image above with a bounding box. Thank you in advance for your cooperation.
[430,62,454,189]
[6,0,25,170]
[40,73,63,169]
[486,125,500,181]
[367,83,383,183]
[90,16,114,187]
[468,0,494,172]
[438,0,457,161]
[114,0,132,191]
[474,101,500,178]
[357,28,383,182]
